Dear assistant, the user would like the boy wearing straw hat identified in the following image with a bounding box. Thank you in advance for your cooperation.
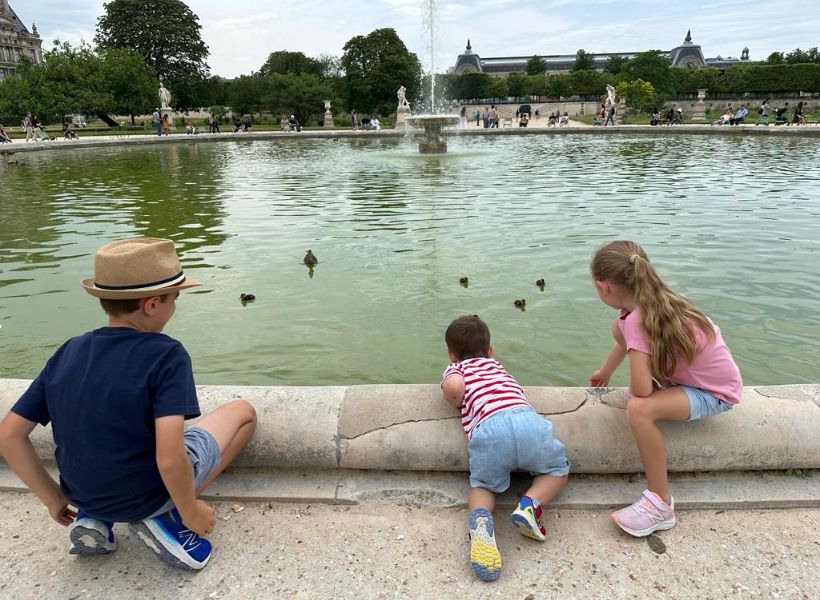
[0,238,257,570]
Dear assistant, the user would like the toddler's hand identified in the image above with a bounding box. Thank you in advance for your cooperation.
[47,495,77,526]
[180,500,216,536]
[589,369,610,387]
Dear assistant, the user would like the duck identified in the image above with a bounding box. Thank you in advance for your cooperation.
[239,293,256,303]
[303,249,318,267]
[514,299,526,309]
[536,278,545,288]
[459,277,469,286]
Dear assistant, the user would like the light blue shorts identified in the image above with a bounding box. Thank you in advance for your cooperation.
[682,386,734,421]
[147,426,221,518]
[467,407,570,493]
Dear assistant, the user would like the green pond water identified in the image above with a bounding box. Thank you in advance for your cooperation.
[1,134,819,386]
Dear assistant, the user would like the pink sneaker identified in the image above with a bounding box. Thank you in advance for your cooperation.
[611,490,675,537]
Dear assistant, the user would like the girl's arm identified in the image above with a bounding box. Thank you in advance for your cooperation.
[441,375,465,409]
[590,318,628,386]
[627,350,654,397]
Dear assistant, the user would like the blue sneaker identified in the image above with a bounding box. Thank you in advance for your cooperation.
[128,508,212,570]
[469,508,502,582]
[69,511,117,555]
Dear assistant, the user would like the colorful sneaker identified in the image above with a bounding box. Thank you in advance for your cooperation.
[510,496,547,542]
[128,508,212,570]
[469,508,502,582]
[611,490,676,537]
[69,511,117,555]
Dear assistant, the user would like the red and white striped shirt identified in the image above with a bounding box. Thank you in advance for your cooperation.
[442,357,530,439]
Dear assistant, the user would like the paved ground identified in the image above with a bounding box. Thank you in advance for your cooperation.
[1,492,817,599]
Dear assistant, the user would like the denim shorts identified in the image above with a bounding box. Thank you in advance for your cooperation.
[147,426,221,518]
[467,407,570,493]
[682,386,734,421]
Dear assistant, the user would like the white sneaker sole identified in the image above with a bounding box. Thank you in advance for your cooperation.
[69,519,117,555]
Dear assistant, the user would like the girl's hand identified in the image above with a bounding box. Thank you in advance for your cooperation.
[47,495,77,526]
[589,369,610,387]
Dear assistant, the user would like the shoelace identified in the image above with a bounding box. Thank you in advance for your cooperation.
[628,497,665,522]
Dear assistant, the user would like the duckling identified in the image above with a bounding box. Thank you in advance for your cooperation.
[513,299,526,310]
[239,293,256,303]
[459,277,469,287]
[303,249,318,267]
[536,278,545,289]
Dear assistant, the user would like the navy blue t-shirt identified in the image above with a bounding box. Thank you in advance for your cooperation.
[12,327,200,522]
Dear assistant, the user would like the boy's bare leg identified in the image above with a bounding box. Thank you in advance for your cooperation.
[524,474,568,505]
[468,487,496,512]
[192,399,257,494]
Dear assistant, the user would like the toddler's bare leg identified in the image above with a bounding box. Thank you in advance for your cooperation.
[192,399,257,494]
[525,474,568,505]
[468,487,496,512]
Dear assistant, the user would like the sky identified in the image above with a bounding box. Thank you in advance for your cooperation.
[11,0,820,78]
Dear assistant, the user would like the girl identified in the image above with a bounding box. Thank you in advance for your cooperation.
[161,113,170,136]
[589,240,742,537]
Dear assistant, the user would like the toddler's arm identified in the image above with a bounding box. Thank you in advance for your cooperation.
[155,415,215,536]
[0,412,75,525]
[441,375,465,409]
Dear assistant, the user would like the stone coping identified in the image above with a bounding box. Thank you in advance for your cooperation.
[2,124,819,155]
[1,379,818,473]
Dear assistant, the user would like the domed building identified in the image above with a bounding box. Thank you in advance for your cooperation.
[450,31,752,75]
[0,1,43,81]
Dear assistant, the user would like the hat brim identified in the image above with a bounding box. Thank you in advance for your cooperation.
[81,277,202,300]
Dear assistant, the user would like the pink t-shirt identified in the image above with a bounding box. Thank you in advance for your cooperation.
[618,308,742,404]
[441,358,530,439]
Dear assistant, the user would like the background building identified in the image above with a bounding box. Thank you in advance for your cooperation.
[0,1,43,81]
[451,31,751,75]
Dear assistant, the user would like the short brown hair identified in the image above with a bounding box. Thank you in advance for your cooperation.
[445,315,490,361]
[99,294,171,317]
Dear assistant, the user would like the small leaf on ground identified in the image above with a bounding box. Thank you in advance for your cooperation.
[647,534,667,554]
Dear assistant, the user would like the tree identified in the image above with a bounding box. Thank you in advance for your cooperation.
[95,0,209,111]
[259,51,323,77]
[624,50,673,99]
[546,74,572,99]
[785,47,820,64]
[261,73,335,126]
[616,79,657,114]
[506,72,526,97]
[341,28,422,116]
[526,55,547,76]
[604,55,630,75]
[99,47,157,124]
[36,41,111,122]
[766,52,785,65]
[226,75,266,116]
[572,49,595,71]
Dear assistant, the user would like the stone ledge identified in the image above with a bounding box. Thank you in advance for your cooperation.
[1,380,819,473]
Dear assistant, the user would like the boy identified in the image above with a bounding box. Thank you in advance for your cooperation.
[0,237,256,570]
[441,315,569,582]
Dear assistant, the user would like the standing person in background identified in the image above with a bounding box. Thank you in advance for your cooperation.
[460,106,467,129]
[756,99,771,125]
[161,114,171,136]
[151,108,161,137]
[351,110,358,130]
[23,112,35,142]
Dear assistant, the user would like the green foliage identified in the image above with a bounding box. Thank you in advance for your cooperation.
[341,28,422,116]
[262,73,335,126]
[526,55,547,76]
[766,52,785,65]
[95,0,209,110]
[604,55,630,75]
[570,69,610,97]
[785,47,820,64]
[505,72,526,97]
[486,76,507,98]
[259,51,325,77]
[572,49,595,72]
[624,51,673,99]
[98,47,158,123]
[226,75,266,116]
[546,74,572,99]
[616,79,657,114]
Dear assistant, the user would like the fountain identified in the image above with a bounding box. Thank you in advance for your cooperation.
[406,0,459,153]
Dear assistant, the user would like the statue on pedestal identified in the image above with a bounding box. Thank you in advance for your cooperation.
[397,85,410,110]
[605,84,616,107]
[159,81,172,111]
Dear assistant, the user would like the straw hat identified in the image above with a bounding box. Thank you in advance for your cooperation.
[81,238,201,299]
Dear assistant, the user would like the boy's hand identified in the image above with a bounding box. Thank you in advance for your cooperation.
[47,494,77,526]
[179,499,216,536]
[589,368,610,387]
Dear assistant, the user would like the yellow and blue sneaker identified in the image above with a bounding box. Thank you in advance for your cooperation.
[510,495,547,542]
[469,508,502,581]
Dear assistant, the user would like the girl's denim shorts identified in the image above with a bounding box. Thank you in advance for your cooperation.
[467,407,570,493]
[682,385,734,421]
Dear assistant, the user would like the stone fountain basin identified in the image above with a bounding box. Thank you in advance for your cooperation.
[407,114,460,128]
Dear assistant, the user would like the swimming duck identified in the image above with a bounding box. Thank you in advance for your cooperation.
[303,249,318,267]
[536,278,545,288]
[514,299,526,309]
[239,293,256,303]
[459,277,469,287]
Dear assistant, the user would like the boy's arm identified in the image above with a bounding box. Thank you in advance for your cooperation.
[0,412,75,525]
[441,375,465,409]
[155,415,215,536]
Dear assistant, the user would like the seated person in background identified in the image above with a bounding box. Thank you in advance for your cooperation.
[185,124,198,135]
[650,111,662,126]
[243,118,253,133]
[592,116,600,126]
[370,118,381,130]
[0,124,12,143]
[792,102,806,125]
[62,123,77,140]
[519,114,529,127]
[233,118,242,133]
[674,107,683,124]
[665,108,675,124]
[547,112,557,126]
[559,112,569,126]
[288,115,301,132]
[361,117,371,130]
[774,104,789,125]
[731,105,749,125]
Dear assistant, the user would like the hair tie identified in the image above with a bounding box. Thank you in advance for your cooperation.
[629,254,641,264]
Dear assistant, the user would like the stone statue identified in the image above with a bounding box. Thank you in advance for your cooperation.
[159,81,172,110]
[397,85,409,109]
[605,84,616,107]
